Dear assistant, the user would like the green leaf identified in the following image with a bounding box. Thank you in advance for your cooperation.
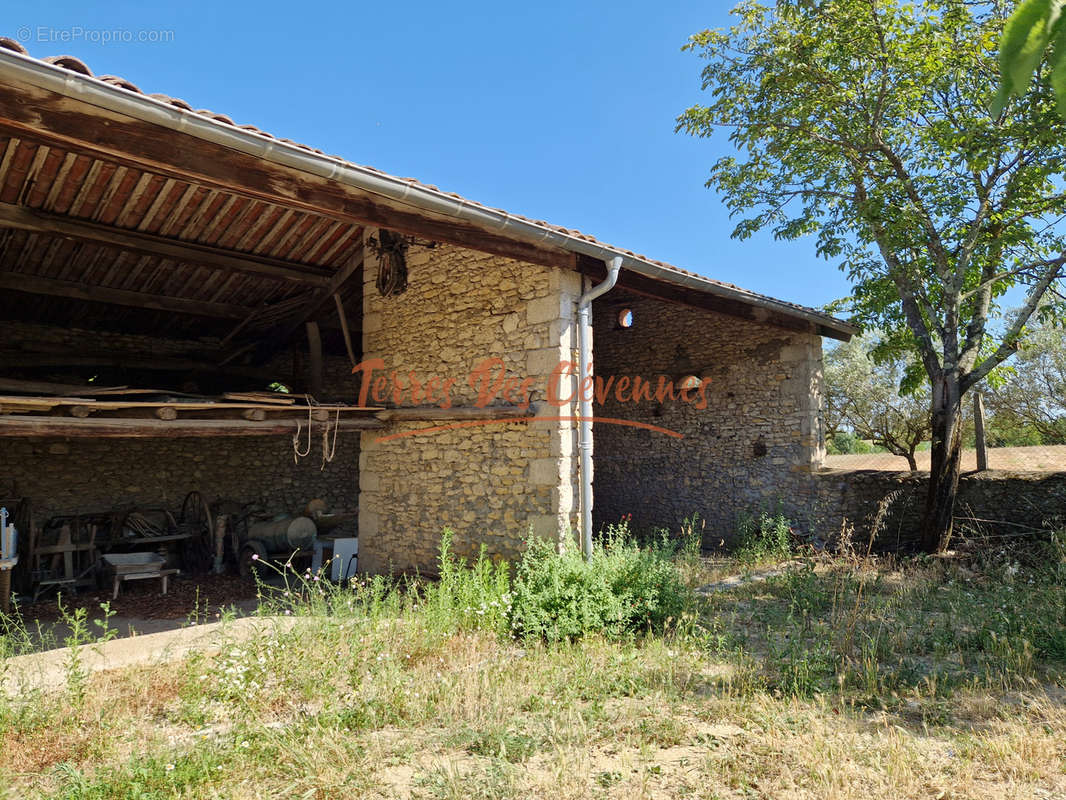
[999,0,1053,97]
[1051,12,1066,116]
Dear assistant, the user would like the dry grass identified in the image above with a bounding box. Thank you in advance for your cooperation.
[824,443,1066,472]
[1,547,1064,799]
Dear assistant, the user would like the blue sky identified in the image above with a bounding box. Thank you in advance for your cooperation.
[6,0,853,311]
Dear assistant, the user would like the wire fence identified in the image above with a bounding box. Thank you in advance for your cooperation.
[824,445,1066,472]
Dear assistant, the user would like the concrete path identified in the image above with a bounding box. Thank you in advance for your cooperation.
[1,614,294,697]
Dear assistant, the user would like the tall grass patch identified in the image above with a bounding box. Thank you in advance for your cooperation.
[734,510,793,563]
[420,528,511,635]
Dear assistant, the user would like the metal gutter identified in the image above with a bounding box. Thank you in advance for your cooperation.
[577,256,622,558]
[0,49,857,340]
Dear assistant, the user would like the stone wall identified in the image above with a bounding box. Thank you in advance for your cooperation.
[0,434,358,521]
[811,468,1066,550]
[591,292,825,544]
[0,320,359,522]
[357,234,583,574]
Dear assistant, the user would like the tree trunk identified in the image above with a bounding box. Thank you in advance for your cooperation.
[919,375,964,553]
[905,450,918,472]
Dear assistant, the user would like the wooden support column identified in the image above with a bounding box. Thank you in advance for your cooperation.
[974,391,988,472]
[306,320,323,400]
[334,293,358,368]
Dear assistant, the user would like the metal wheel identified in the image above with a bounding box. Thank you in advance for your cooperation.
[239,540,269,579]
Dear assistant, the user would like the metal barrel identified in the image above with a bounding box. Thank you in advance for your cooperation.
[246,516,317,553]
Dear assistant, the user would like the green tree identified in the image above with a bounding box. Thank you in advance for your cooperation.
[825,335,931,470]
[986,317,1066,443]
[678,0,1066,553]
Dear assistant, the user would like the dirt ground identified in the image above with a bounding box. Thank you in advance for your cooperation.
[825,444,1066,472]
[21,573,259,623]
[14,574,262,649]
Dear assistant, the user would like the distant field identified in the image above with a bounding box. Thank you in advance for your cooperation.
[825,444,1066,472]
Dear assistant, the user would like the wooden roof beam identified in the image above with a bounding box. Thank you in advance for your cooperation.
[0,270,253,319]
[0,414,383,438]
[575,254,843,340]
[247,248,364,365]
[0,201,334,286]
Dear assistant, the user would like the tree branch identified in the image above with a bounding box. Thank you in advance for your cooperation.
[964,256,1066,390]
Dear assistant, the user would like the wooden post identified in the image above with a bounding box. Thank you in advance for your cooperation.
[974,391,988,472]
[213,515,228,575]
[306,320,323,400]
[333,293,358,368]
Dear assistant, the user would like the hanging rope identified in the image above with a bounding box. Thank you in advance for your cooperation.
[320,407,340,470]
[292,404,313,463]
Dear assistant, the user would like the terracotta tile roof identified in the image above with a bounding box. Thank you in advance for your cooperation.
[0,37,856,337]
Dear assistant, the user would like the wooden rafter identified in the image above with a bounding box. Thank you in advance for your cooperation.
[0,201,334,286]
[0,270,252,319]
[0,84,576,271]
[279,247,363,338]
[575,254,849,341]
[249,248,364,364]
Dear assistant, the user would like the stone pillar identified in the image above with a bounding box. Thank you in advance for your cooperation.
[526,268,583,544]
[356,229,584,574]
[779,335,827,468]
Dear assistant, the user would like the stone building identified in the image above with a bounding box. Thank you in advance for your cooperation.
[0,41,855,580]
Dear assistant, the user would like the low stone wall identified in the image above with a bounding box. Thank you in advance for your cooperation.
[809,468,1066,550]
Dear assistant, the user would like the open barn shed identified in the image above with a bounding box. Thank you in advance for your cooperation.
[0,40,855,610]
[0,51,382,601]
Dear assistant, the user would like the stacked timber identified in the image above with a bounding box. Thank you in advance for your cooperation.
[0,378,384,437]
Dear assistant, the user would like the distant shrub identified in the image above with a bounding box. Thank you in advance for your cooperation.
[826,431,879,455]
[507,524,690,643]
[735,511,793,563]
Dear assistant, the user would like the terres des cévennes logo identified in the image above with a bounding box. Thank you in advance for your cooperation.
[353,357,708,440]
